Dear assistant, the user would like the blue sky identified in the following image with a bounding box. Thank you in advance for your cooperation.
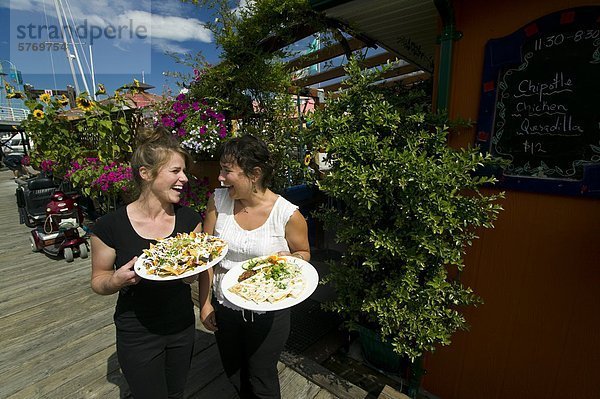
[0,0,244,99]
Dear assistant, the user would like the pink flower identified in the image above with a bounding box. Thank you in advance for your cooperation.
[40,159,56,172]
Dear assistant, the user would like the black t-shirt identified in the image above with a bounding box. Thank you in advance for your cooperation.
[93,205,202,334]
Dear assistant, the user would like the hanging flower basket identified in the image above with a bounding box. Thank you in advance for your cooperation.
[157,93,229,161]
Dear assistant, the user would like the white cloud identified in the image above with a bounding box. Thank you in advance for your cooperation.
[120,10,212,43]
[150,1,187,17]
[6,0,211,46]
[149,38,191,54]
[5,0,39,12]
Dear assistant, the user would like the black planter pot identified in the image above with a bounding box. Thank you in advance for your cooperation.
[355,324,406,373]
[355,324,425,398]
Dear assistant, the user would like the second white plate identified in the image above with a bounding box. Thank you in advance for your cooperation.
[222,256,319,311]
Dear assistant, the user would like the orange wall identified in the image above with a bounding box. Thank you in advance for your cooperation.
[423,1,600,398]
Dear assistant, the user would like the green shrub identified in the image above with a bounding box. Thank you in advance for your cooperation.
[310,58,504,361]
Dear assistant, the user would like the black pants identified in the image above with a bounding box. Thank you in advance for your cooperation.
[214,301,290,399]
[116,324,196,399]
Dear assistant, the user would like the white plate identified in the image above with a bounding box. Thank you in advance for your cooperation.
[134,245,228,281]
[222,256,319,311]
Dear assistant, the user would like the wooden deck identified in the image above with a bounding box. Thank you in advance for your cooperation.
[0,168,366,399]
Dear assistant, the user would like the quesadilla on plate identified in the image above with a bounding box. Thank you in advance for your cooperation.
[228,255,305,304]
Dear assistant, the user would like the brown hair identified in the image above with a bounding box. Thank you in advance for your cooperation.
[219,135,274,189]
[130,127,191,192]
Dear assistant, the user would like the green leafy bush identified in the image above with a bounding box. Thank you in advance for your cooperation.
[310,58,504,361]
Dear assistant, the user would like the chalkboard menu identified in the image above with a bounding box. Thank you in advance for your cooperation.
[476,7,600,197]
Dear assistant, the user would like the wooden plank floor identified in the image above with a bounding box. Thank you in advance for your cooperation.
[0,168,340,399]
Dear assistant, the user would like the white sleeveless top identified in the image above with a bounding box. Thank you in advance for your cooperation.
[212,188,298,310]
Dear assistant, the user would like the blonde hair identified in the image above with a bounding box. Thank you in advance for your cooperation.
[130,127,191,192]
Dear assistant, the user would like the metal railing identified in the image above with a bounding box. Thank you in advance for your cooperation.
[0,106,30,123]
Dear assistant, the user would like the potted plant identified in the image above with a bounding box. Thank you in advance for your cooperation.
[22,88,137,177]
[64,157,134,214]
[308,58,504,397]
[21,86,144,217]
[156,92,228,161]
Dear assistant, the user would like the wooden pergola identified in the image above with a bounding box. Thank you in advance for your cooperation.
[264,0,443,105]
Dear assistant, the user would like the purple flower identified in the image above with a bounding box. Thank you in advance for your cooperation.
[162,116,175,128]
[176,93,186,102]
[40,159,56,172]
[174,102,190,113]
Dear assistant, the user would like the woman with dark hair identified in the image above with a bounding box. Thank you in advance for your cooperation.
[199,135,310,399]
[91,127,202,398]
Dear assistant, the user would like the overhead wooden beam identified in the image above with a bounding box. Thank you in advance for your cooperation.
[320,64,422,92]
[286,86,318,96]
[293,52,402,87]
[326,73,430,100]
[258,23,320,53]
[378,72,431,88]
[286,37,369,71]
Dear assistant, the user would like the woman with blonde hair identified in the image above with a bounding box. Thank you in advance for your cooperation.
[91,127,202,398]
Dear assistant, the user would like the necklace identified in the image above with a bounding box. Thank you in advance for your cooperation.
[237,200,249,214]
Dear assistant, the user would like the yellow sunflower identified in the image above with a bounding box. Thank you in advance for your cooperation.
[303,153,312,166]
[58,94,70,107]
[33,109,45,119]
[7,92,24,99]
[128,79,141,93]
[76,97,94,111]
[95,83,106,95]
[39,93,51,104]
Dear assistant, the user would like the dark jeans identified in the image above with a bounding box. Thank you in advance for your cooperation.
[214,301,290,399]
[116,324,196,399]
